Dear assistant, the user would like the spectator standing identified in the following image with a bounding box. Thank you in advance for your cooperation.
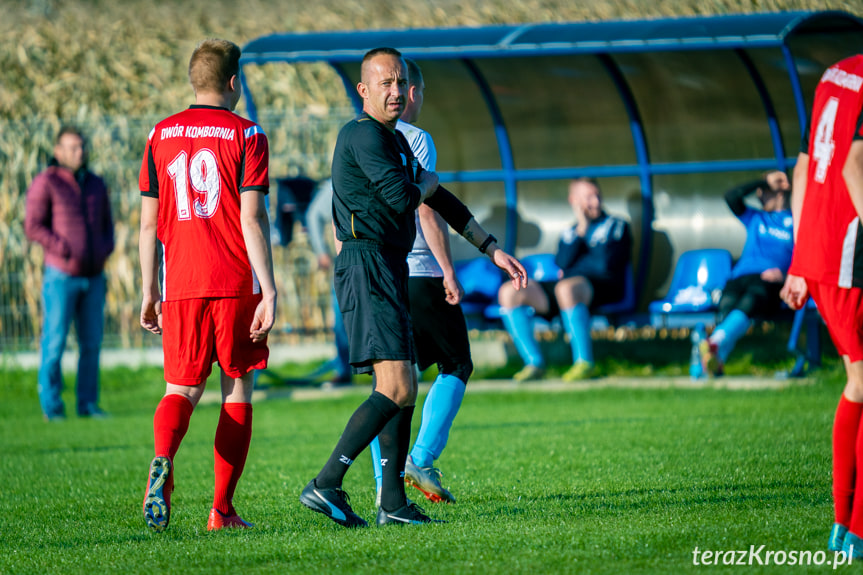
[25,126,114,421]
[138,38,277,533]
[498,178,632,381]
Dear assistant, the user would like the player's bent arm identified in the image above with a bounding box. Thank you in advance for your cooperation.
[416,170,439,204]
[423,188,526,289]
[423,184,472,232]
[724,180,763,217]
[139,196,162,334]
[351,126,423,214]
[843,141,863,222]
[791,152,809,242]
[418,204,462,304]
[419,204,456,276]
[240,190,278,337]
[459,218,528,291]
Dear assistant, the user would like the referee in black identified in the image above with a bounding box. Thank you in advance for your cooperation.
[299,47,527,527]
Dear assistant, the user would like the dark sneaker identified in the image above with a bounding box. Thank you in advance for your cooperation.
[299,480,367,528]
[143,456,173,532]
[376,501,445,526]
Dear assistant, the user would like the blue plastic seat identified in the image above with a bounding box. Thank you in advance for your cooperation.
[520,253,561,283]
[455,257,504,323]
[648,249,733,327]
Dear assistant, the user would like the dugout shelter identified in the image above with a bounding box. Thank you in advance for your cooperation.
[240,11,863,309]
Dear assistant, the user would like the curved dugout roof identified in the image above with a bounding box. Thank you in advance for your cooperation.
[241,11,863,305]
[242,11,860,61]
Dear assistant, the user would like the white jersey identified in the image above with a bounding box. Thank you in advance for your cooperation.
[397,119,442,278]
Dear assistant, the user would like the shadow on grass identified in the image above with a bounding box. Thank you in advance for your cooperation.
[478,478,825,520]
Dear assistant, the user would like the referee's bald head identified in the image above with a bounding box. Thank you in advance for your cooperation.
[361,47,403,84]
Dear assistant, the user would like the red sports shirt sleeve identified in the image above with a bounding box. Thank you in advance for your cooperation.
[241,125,269,193]
[139,129,158,197]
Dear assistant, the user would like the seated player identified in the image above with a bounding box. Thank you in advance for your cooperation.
[693,170,793,377]
[498,178,632,381]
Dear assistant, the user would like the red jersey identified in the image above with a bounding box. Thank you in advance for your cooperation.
[789,55,863,288]
[140,105,269,301]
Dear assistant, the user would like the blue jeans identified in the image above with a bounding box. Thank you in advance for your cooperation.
[38,266,106,417]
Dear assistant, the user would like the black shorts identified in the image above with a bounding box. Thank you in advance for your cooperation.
[717,273,783,320]
[334,240,414,374]
[408,277,472,372]
[536,275,625,320]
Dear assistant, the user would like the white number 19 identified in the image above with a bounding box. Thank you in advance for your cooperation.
[166,149,222,220]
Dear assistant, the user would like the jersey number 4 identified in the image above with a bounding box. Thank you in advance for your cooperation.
[813,96,839,184]
[167,149,221,220]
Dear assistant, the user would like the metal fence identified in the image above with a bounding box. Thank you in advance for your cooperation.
[0,108,356,352]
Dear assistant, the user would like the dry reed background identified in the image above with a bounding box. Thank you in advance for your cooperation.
[0,0,860,350]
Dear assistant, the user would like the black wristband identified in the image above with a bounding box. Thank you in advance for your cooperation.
[479,234,497,254]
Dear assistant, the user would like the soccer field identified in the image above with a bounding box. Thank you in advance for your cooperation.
[0,364,848,574]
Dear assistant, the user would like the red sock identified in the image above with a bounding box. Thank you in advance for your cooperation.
[153,394,194,460]
[213,403,253,516]
[836,395,863,528]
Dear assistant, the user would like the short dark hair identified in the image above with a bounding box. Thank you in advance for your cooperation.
[362,46,402,63]
[56,125,85,145]
[405,58,423,88]
[189,38,241,94]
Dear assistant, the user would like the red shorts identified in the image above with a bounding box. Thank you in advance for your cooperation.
[807,281,863,362]
[161,295,269,385]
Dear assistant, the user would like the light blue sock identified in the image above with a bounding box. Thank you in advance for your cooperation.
[561,304,593,364]
[711,309,752,362]
[410,374,466,467]
[501,306,544,367]
[370,436,383,494]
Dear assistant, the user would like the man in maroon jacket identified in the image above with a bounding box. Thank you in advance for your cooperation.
[25,126,114,420]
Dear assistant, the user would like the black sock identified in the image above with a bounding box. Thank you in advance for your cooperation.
[316,391,399,489]
[379,405,415,511]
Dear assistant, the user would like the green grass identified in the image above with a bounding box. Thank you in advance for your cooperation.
[0,361,850,574]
